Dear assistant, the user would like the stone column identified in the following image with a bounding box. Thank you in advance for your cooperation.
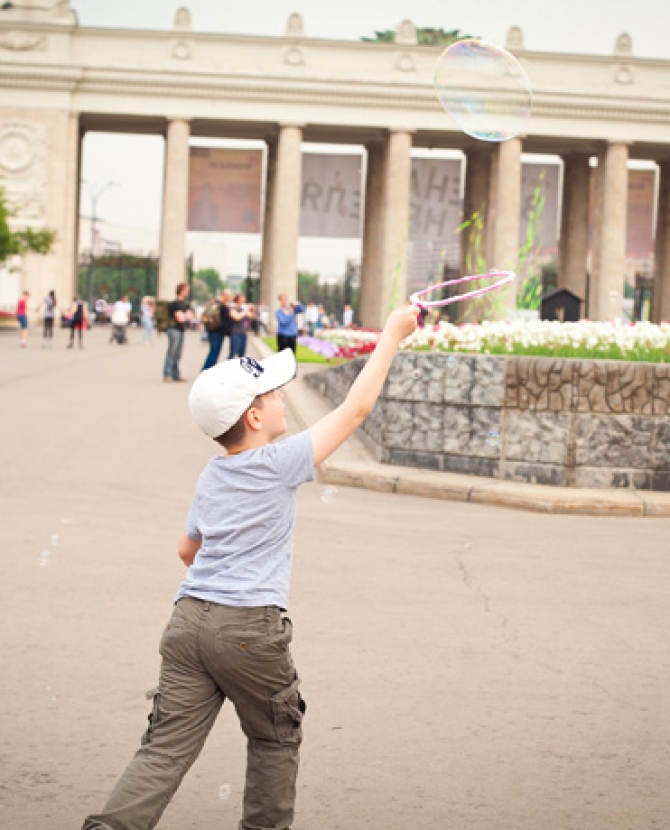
[58,111,81,304]
[485,146,499,270]
[359,129,412,329]
[381,129,413,320]
[359,140,386,328]
[158,118,190,300]
[264,123,303,328]
[652,160,670,323]
[461,147,491,275]
[259,136,278,310]
[491,137,522,316]
[588,154,605,318]
[558,152,590,303]
[591,141,629,321]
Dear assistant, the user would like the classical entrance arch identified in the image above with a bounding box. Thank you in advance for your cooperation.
[2,1,670,324]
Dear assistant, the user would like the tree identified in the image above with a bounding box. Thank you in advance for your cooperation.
[0,187,56,262]
[297,271,319,305]
[190,277,213,305]
[361,28,474,46]
[195,267,224,298]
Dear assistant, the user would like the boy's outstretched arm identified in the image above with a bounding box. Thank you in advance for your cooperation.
[178,534,201,567]
[309,304,419,465]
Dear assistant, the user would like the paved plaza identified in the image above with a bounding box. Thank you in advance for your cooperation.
[1,324,669,830]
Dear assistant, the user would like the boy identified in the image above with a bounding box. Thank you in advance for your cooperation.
[83,303,419,830]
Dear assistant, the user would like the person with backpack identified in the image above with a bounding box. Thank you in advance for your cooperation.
[37,290,57,347]
[202,288,232,371]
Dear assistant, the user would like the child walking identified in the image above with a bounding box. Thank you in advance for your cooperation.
[82,304,419,830]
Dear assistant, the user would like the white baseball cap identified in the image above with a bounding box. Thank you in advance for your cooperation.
[189,350,297,439]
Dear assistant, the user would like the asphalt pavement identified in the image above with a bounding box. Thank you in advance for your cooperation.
[1,324,669,830]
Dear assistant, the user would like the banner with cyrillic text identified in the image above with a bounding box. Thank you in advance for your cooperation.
[409,158,463,242]
[626,169,655,257]
[188,148,262,233]
[300,154,363,238]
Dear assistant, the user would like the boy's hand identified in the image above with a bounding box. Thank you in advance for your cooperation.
[384,303,420,343]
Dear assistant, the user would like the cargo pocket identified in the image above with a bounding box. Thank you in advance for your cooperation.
[270,676,306,746]
[141,687,161,746]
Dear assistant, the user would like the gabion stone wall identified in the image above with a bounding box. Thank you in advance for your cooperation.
[304,353,670,491]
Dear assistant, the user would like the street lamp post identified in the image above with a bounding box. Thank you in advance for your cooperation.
[82,180,118,311]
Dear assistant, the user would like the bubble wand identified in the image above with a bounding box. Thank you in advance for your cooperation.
[409,270,516,308]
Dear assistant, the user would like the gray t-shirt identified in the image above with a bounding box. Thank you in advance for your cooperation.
[175,431,314,610]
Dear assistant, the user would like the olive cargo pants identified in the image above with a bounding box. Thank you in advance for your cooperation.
[83,597,305,830]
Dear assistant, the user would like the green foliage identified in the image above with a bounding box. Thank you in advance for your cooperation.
[362,27,474,45]
[195,267,224,298]
[297,271,320,305]
[0,187,56,261]
[516,273,543,311]
[450,343,670,364]
[455,208,510,322]
[389,230,408,313]
[515,174,546,311]
[190,277,211,305]
[78,254,158,306]
[12,227,56,256]
[0,190,13,261]
[361,30,395,43]
[417,28,474,46]
[453,173,552,320]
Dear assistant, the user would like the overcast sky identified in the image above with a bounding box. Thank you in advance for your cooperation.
[72,0,670,270]
[73,0,670,59]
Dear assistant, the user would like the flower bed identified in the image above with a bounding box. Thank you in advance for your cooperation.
[298,331,378,360]
[315,320,670,363]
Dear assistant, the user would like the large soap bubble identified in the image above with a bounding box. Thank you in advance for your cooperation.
[434,39,532,142]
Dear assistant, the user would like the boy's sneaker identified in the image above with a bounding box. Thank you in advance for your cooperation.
[163,377,173,383]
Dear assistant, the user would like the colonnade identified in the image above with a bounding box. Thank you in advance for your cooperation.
[148,117,670,328]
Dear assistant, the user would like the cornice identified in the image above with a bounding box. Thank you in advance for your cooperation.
[2,65,668,127]
[2,19,670,67]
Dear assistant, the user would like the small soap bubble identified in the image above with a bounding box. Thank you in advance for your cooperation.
[320,486,338,504]
[486,429,500,448]
[39,549,51,568]
[50,534,59,547]
[446,355,456,366]
[218,783,231,801]
[434,39,532,142]
[60,518,72,525]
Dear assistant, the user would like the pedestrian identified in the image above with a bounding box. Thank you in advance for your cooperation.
[67,296,86,349]
[202,288,232,371]
[39,290,57,347]
[318,304,330,330]
[81,302,420,830]
[304,301,319,336]
[228,293,252,359]
[275,293,304,354]
[110,295,132,344]
[140,296,155,344]
[16,290,30,348]
[163,282,194,383]
[342,304,354,328]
